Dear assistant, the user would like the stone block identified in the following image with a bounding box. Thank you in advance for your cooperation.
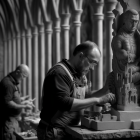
[131,119,140,130]
[111,115,117,121]
[81,116,93,129]
[111,108,140,129]
[101,114,111,121]
[91,120,126,131]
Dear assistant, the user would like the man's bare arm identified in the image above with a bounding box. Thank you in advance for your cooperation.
[70,92,115,111]
[6,100,34,110]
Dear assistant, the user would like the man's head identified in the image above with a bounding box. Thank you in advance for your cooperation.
[72,41,101,76]
[14,64,30,83]
[123,9,139,33]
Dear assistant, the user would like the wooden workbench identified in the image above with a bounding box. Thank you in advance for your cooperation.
[65,125,140,139]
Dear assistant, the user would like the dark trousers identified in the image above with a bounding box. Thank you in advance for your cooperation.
[37,121,75,140]
[1,117,20,140]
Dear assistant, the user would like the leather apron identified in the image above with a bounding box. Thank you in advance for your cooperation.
[37,63,86,140]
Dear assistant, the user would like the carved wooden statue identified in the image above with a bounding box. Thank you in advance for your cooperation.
[111,9,140,110]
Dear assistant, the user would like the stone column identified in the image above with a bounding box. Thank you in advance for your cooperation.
[61,13,71,59]
[4,40,8,76]
[92,0,104,90]
[7,33,12,73]
[16,32,21,66]
[53,18,61,64]
[21,30,27,97]
[32,26,39,110]
[105,0,117,74]
[73,10,83,46]
[38,24,45,109]
[26,29,32,98]
[45,22,53,73]
[12,34,16,71]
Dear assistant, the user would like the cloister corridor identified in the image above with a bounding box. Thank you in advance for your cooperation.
[0,0,140,110]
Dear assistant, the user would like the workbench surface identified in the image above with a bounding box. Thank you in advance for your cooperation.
[65,125,140,139]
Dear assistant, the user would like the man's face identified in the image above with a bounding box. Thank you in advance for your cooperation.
[76,48,101,77]
[124,14,139,33]
[16,71,27,83]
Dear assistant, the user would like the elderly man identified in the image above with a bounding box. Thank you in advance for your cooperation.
[0,64,34,140]
[37,41,116,140]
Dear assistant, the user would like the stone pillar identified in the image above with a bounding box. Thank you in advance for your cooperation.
[7,34,12,73]
[73,10,83,46]
[45,22,53,73]
[105,0,117,74]
[21,30,27,97]
[4,40,8,76]
[26,29,32,98]
[92,0,104,90]
[38,24,45,109]
[53,18,61,64]
[16,33,21,66]
[61,13,71,59]
[32,26,39,110]
[12,34,16,71]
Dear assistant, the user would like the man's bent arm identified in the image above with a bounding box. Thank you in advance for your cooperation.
[6,101,26,109]
[6,100,33,109]
[70,97,100,111]
[70,92,115,111]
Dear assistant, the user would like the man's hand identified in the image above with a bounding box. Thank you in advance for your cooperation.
[24,104,34,110]
[21,99,35,110]
[99,93,116,105]
[21,95,30,102]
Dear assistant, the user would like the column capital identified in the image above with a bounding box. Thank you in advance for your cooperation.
[73,9,83,22]
[91,0,104,20]
[104,0,118,12]
[61,13,71,26]
[45,22,53,34]
[26,29,32,38]
[38,24,45,34]
[16,32,21,38]
[54,18,61,32]
[61,13,71,30]
[21,30,26,37]
[104,0,118,20]
[32,26,38,35]
[91,0,104,13]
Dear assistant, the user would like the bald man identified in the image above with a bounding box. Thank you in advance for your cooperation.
[37,41,116,140]
[0,64,33,140]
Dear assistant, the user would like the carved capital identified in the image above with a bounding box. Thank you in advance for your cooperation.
[32,26,38,36]
[38,24,45,34]
[105,0,118,12]
[45,22,53,34]
[73,9,83,23]
[91,0,104,14]
[53,18,61,32]
[61,13,71,26]
[26,29,32,38]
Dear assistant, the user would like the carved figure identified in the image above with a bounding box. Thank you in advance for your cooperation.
[111,9,140,110]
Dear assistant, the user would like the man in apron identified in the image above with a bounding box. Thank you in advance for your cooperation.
[0,64,34,140]
[37,41,116,140]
